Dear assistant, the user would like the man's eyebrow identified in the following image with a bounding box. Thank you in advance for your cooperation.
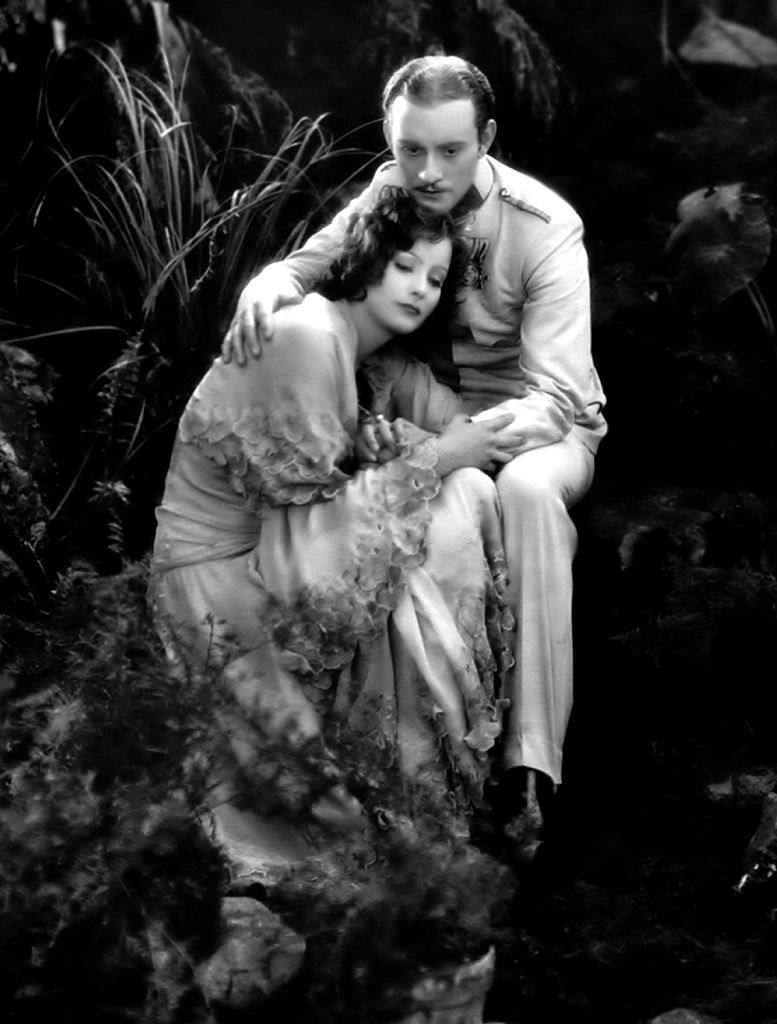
[397,137,466,146]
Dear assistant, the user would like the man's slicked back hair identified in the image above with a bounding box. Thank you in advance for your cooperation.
[382,55,496,139]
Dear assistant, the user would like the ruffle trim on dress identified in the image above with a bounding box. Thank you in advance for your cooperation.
[179,396,352,506]
[479,544,516,682]
[360,346,420,413]
[257,437,442,687]
[422,550,513,804]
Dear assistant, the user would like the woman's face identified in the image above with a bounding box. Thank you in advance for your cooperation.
[364,236,453,336]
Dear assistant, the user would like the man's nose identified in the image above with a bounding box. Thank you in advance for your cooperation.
[418,160,443,184]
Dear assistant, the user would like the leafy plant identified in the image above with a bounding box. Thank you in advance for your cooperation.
[331,839,510,1021]
[0,562,229,1023]
[5,43,371,565]
[26,43,355,340]
[1,558,516,1023]
[665,182,774,345]
[242,710,516,1024]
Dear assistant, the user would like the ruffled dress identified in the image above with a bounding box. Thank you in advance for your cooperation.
[150,293,513,858]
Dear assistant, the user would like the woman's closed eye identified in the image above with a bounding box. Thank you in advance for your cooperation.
[393,258,414,273]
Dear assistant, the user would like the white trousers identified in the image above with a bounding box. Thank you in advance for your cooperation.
[495,427,596,785]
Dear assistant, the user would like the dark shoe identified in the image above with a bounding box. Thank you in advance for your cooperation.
[499,768,554,863]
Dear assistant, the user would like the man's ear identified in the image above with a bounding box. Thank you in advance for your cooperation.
[382,118,392,151]
[479,119,497,155]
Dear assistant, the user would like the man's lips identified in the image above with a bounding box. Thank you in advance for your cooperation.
[416,185,445,195]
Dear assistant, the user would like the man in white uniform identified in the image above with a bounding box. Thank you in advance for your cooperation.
[224,55,607,848]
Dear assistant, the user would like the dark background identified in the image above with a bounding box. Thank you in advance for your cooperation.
[2,3,777,1022]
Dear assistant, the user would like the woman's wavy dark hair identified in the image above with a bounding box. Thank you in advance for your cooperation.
[316,186,466,329]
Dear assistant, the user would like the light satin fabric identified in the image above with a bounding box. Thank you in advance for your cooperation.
[264,159,608,785]
[150,294,513,830]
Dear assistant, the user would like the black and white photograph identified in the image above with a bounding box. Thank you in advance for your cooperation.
[2,3,777,1022]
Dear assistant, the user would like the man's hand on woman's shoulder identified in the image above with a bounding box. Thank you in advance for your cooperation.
[222,265,305,365]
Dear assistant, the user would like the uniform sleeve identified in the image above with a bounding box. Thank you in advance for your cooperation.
[473,213,603,454]
[277,175,384,295]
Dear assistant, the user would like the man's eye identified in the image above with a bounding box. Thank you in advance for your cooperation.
[401,146,420,156]
[444,148,459,157]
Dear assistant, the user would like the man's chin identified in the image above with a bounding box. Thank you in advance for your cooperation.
[413,189,454,213]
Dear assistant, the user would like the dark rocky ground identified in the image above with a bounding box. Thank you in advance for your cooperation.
[465,482,777,1024]
[485,772,777,1024]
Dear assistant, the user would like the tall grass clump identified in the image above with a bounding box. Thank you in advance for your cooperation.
[8,43,371,566]
[35,47,346,355]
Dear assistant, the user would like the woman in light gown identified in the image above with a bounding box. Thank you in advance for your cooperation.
[149,190,516,870]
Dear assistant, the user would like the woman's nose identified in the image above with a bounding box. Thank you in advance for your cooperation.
[410,274,427,297]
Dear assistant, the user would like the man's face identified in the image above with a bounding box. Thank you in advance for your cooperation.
[384,96,493,215]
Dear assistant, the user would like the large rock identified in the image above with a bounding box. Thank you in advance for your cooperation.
[196,895,306,1008]
[649,1011,724,1024]
[735,790,777,894]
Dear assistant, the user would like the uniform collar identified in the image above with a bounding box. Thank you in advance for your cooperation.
[451,157,495,220]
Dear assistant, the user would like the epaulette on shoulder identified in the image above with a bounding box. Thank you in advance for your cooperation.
[498,187,551,223]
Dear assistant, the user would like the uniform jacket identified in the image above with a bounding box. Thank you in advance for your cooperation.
[277,155,607,456]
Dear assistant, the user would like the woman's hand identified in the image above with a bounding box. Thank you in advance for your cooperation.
[436,413,518,476]
[354,413,401,464]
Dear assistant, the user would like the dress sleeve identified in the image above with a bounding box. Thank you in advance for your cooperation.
[179,319,354,506]
[361,346,464,434]
[178,323,444,509]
